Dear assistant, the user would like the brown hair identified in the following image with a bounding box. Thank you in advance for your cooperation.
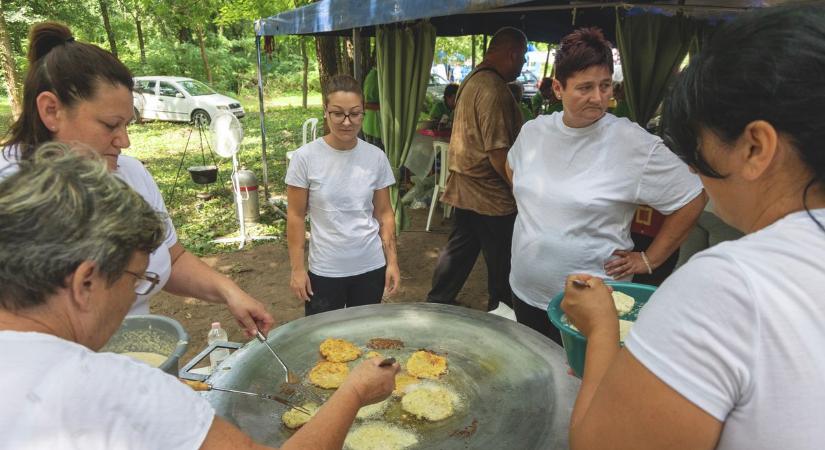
[323,74,363,104]
[554,27,613,87]
[2,22,133,160]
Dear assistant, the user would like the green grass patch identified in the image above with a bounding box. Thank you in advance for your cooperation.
[0,94,324,256]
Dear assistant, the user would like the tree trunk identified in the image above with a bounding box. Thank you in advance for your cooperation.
[135,14,146,66]
[338,37,353,77]
[315,35,339,133]
[0,6,20,119]
[301,36,308,109]
[196,27,212,85]
[98,0,118,58]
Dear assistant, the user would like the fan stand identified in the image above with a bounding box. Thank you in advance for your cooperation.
[168,119,224,205]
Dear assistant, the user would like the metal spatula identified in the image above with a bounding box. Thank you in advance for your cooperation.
[255,329,300,384]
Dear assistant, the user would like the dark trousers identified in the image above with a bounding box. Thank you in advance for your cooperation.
[427,207,515,311]
[512,294,563,346]
[305,266,386,316]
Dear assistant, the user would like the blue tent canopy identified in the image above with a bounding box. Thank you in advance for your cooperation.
[255,0,780,42]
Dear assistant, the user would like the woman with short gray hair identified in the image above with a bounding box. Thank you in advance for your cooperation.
[0,145,400,449]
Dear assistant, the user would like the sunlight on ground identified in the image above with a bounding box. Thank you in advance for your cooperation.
[267,92,323,108]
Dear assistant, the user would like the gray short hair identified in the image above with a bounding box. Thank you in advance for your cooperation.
[0,143,165,310]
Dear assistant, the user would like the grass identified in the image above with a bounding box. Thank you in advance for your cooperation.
[0,93,324,255]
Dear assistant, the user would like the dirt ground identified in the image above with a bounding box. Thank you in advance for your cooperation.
[151,208,490,365]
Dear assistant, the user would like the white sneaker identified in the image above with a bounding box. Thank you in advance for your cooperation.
[488,303,516,321]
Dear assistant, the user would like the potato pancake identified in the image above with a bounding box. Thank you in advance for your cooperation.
[344,422,418,450]
[393,372,420,396]
[320,338,361,362]
[281,402,319,429]
[364,350,383,359]
[356,398,390,419]
[308,361,349,389]
[405,350,447,379]
[366,338,404,350]
[401,384,458,421]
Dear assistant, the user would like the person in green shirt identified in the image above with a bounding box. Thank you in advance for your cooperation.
[531,77,563,116]
[428,83,459,130]
[362,67,382,147]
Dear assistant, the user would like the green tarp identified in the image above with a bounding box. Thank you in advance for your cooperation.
[376,21,437,233]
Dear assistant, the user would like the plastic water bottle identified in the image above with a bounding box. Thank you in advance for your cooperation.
[207,322,230,372]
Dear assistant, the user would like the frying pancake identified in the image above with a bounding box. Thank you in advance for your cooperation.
[356,398,390,419]
[320,338,361,362]
[366,338,404,350]
[344,422,418,450]
[393,372,420,396]
[308,361,349,389]
[405,350,447,379]
[281,402,319,429]
[364,350,383,359]
[401,384,458,421]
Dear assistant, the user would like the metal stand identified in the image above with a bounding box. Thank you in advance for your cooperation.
[168,120,224,205]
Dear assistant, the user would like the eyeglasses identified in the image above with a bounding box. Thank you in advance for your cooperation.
[327,110,364,124]
[123,270,161,295]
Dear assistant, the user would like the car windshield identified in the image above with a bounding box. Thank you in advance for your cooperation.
[178,80,216,96]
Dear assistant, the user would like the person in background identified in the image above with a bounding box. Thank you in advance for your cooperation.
[508,82,535,122]
[286,75,400,315]
[608,82,631,118]
[0,145,400,450]
[531,76,563,116]
[561,6,825,449]
[505,27,704,343]
[427,27,526,312]
[362,64,382,148]
[0,22,274,337]
[428,83,459,130]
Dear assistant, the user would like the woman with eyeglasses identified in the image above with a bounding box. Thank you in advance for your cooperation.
[286,74,399,315]
[0,22,274,337]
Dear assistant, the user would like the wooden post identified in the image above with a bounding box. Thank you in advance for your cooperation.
[482,35,488,56]
[353,28,365,84]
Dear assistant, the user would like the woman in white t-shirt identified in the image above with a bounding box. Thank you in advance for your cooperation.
[286,75,399,315]
[0,22,274,336]
[505,28,705,344]
[561,6,825,449]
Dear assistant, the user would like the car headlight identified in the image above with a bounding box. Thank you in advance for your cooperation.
[217,105,230,111]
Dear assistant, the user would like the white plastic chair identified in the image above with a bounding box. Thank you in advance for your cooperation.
[426,140,452,232]
[287,118,318,163]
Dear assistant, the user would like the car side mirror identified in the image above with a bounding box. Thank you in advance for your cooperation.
[175,92,184,98]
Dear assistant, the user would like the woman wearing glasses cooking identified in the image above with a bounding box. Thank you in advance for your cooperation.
[286,75,400,315]
[0,22,274,337]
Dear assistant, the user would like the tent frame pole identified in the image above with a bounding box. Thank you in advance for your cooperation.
[255,34,270,200]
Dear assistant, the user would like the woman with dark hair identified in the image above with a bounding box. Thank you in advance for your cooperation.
[505,27,705,343]
[0,22,274,336]
[286,74,399,315]
[562,6,825,448]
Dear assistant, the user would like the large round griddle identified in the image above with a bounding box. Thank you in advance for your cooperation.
[201,303,579,449]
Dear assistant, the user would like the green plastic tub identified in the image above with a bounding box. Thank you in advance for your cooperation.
[546,282,656,378]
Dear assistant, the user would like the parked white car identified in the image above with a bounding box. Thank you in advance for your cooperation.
[132,76,245,125]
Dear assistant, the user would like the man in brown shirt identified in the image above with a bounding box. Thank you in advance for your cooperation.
[427,27,526,311]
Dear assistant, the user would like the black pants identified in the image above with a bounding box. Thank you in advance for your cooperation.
[427,207,515,311]
[305,266,386,316]
[512,294,563,346]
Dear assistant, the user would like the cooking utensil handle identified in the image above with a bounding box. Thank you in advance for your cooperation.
[178,341,244,381]
[181,379,211,391]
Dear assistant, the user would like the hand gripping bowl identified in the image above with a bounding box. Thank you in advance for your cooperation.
[179,303,581,449]
[101,314,189,375]
[547,282,656,378]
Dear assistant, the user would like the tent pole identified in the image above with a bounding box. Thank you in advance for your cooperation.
[543,42,551,79]
[471,35,476,68]
[255,34,270,200]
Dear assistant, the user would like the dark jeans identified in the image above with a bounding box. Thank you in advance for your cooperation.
[427,207,515,311]
[512,294,563,346]
[305,266,386,316]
